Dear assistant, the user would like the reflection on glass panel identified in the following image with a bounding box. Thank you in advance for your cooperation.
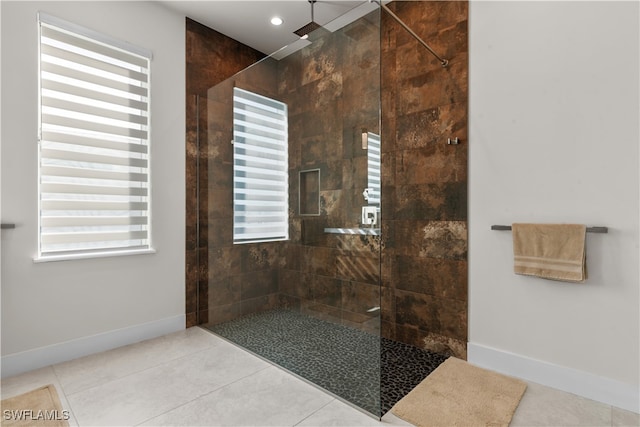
[232,88,289,244]
[367,132,381,206]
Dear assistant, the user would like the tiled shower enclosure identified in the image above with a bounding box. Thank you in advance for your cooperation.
[185,0,468,418]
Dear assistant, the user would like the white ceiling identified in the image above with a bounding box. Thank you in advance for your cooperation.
[160,0,376,56]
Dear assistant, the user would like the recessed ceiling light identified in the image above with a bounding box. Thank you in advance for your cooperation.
[270,17,283,26]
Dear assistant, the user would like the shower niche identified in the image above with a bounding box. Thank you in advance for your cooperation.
[299,169,320,216]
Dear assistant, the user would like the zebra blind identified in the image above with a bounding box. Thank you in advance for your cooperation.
[38,13,152,259]
[233,88,289,244]
[367,132,381,206]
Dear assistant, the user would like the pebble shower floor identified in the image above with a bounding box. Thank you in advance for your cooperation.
[206,309,448,416]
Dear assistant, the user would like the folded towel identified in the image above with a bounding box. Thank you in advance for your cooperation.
[512,223,587,282]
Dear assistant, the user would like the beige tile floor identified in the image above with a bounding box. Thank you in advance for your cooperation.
[1,327,638,427]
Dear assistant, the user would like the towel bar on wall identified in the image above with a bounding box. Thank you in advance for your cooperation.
[324,227,381,236]
[491,225,608,233]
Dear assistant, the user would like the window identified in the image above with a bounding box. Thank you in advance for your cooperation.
[367,132,381,206]
[232,88,289,244]
[37,13,153,260]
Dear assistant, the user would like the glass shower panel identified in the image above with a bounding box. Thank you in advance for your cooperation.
[200,2,382,417]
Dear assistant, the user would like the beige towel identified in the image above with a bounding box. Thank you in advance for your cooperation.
[512,223,587,282]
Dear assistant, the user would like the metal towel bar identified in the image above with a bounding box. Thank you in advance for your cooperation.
[491,225,608,233]
[324,227,381,236]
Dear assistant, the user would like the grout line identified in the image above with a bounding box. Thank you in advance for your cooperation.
[609,405,616,427]
[51,365,80,427]
[292,398,337,426]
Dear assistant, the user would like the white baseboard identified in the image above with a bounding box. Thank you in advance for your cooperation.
[467,342,640,414]
[1,314,185,379]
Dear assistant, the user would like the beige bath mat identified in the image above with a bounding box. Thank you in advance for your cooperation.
[391,357,527,427]
[1,384,69,426]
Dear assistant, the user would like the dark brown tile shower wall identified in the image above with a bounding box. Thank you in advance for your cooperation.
[276,19,382,332]
[186,18,265,328]
[380,1,468,359]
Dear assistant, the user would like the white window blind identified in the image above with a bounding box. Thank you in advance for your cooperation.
[37,13,152,259]
[233,88,289,244]
[367,132,381,206]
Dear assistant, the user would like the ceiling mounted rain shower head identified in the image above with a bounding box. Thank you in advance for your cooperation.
[293,21,322,38]
[293,0,322,38]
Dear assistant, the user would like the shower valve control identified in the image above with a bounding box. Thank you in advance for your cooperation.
[362,206,378,226]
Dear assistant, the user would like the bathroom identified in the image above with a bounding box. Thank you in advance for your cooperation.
[1,0,638,422]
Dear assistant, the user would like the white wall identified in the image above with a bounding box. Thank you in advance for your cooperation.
[469,1,639,411]
[1,1,185,375]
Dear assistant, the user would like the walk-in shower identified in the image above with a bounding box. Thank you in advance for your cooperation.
[193,0,466,418]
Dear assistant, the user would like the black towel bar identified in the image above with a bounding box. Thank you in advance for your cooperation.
[491,225,608,233]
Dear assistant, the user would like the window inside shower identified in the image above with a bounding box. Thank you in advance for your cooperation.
[232,88,289,244]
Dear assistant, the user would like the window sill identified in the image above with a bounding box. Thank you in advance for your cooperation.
[33,248,156,263]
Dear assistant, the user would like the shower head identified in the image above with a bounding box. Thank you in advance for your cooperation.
[293,0,322,38]
[293,21,322,38]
